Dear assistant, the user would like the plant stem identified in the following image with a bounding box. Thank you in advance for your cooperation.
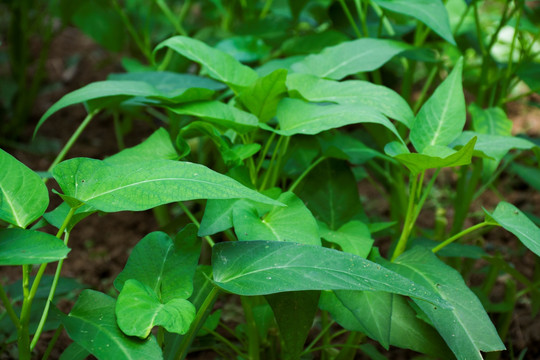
[288,156,326,193]
[301,318,336,356]
[241,296,260,360]
[0,284,20,328]
[203,327,247,358]
[41,325,63,360]
[259,135,283,190]
[112,0,153,62]
[256,132,276,175]
[178,202,215,247]
[46,109,99,175]
[353,0,369,37]
[174,286,220,360]
[259,0,274,19]
[338,0,362,38]
[391,174,419,261]
[156,0,187,36]
[29,208,76,350]
[432,221,491,253]
[412,64,439,113]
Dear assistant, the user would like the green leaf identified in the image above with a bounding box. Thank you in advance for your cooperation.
[319,291,451,358]
[35,80,214,134]
[469,104,512,136]
[291,38,410,80]
[52,158,281,212]
[274,98,403,142]
[450,131,537,161]
[154,36,258,91]
[410,58,465,153]
[238,69,288,123]
[199,199,239,236]
[511,163,540,192]
[266,291,320,360]
[215,35,271,63]
[0,228,70,265]
[0,148,49,228]
[387,247,505,359]
[61,290,163,360]
[212,241,450,309]
[116,279,196,338]
[233,192,321,246]
[114,226,200,302]
[281,30,349,56]
[387,136,477,174]
[59,343,90,360]
[287,73,413,127]
[105,128,179,164]
[43,202,95,232]
[318,220,373,258]
[373,0,456,45]
[317,132,385,165]
[166,101,258,133]
[517,62,540,93]
[108,71,226,94]
[297,159,361,230]
[485,202,540,257]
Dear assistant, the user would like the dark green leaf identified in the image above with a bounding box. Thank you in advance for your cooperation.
[0,148,49,228]
[199,199,239,236]
[266,291,320,359]
[0,228,70,265]
[215,36,271,63]
[59,342,90,360]
[291,38,410,80]
[105,128,179,164]
[61,290,163,360]
[108,71,226,93]
[318,220,373,258]
[212,241,450,309]
[511,163,540,192]
[53,158,281,212]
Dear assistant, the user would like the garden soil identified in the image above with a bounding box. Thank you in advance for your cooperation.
[2,27,540,360]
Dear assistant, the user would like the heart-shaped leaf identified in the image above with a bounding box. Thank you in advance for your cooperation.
[0,228,70,265]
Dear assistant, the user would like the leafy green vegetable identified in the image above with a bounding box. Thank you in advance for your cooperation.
[0,229,70,265]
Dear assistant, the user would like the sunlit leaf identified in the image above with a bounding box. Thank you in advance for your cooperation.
[0,228,69,265]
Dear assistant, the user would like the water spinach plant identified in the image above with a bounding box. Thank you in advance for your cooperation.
[2,1,540,359]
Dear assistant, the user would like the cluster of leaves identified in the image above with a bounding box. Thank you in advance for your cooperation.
[2,0,540,359]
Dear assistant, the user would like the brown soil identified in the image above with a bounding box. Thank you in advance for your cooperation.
[2,26,540,360]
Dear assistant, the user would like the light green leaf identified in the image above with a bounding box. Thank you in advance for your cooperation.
[35,80,214,134]
[154,36,258,91]
[61,290,163,360]
[212,241,450,309]
[485,202,540,257]
[52,158,281,212]
[0,148,49,228]
[450,131,537,161]
[388,136,477,174]
[116,279,196,338]
[59,343,90,360]
[266,291,320,360]
[387,247,505,359]
[238,69,288,123]
[297,159,362,230]
[0,228,70,265]
[291,38,410,80]
[317,132,385,164]
[287,73,413,127]
[373,0,456,45]
[274,98,403,142]
[233,192,320,246]
[469,104,512,136]
[410,58,465,153]
[105,128,179,164]
[318,220,373,258]
[215,35,271,63]
[167,101,258,133]
[114,226,200,302]
[199,199,239,236]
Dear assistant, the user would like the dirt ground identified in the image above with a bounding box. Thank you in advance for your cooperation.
[2,26,540,359]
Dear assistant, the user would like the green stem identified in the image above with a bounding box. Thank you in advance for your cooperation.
[259,0,274,19]
[174,286,220,360]
[46,109,99,175]
[178,202,215,247]
[370,2,395,36]
[354,0,369,37]
[452,1,472,35]
[202,327,247,358]
[112,0,153,62]
[256,132,276,174]
[288,156,326,193]
[301,317,336,356]
[41,325,63,360]
[410,169,441,227]
[338,0,362,38]
[391,174,419,261]
[0,284,20,328]
[156,0,187,35]
[259,135,283,190]
[432,221,491,253]
[413,64,439,113]
[29,208,76,350]
[269,136,290,189]
[241,296,260,360]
